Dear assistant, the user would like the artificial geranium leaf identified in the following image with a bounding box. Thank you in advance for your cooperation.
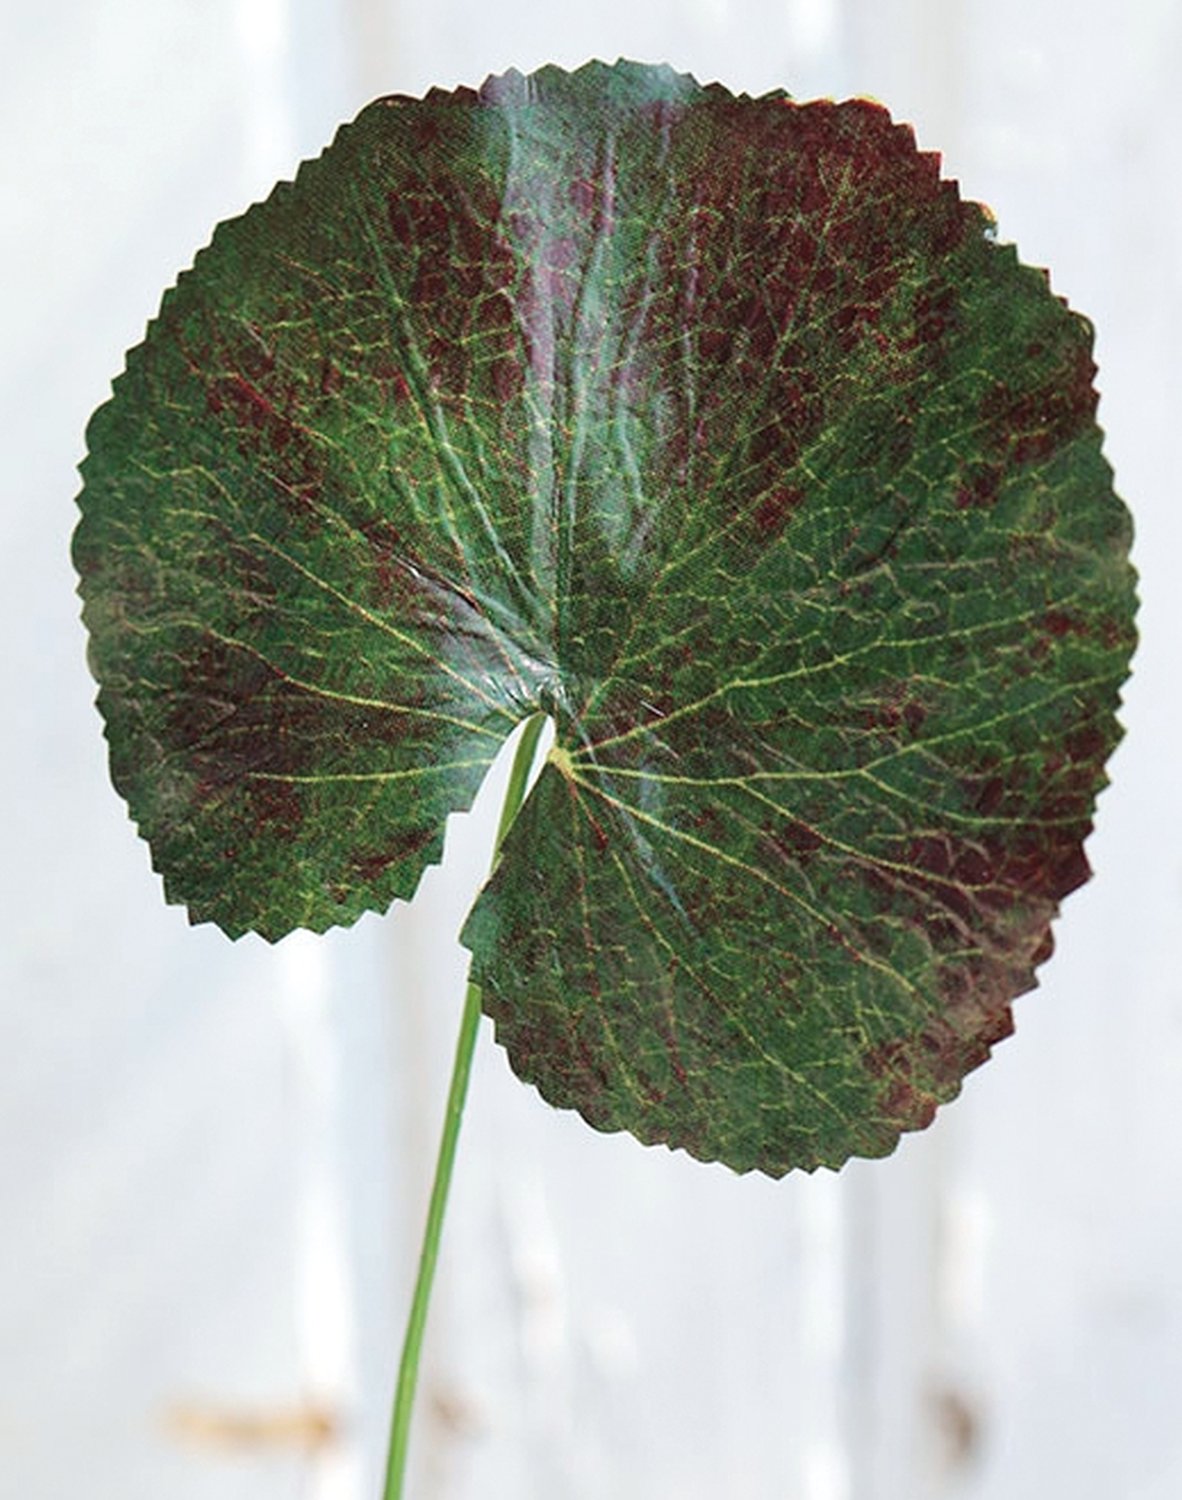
[75,61,1135,1174]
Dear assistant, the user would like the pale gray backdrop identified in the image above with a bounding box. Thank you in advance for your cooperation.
[2,2,1177,1497]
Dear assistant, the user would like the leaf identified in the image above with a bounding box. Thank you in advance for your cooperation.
[75,61,1136,1174]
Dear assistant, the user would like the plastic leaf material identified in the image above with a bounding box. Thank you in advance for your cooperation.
[75,62,1136,1174]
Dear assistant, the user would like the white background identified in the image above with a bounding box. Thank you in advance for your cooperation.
[2,3,1179,1497]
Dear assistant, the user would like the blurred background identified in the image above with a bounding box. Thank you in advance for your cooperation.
[2,2,1179,1496]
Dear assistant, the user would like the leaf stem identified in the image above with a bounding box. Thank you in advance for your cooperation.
[382,712,548,1500]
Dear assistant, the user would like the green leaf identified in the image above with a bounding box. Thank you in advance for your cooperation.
[75,61,1136,1174]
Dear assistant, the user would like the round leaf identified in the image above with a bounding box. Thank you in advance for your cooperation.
[75,62,1136,1174]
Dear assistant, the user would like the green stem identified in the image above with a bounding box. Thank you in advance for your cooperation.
[382,712,547,1500]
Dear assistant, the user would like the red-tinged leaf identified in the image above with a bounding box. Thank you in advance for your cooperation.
[75,61,1136,1173]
